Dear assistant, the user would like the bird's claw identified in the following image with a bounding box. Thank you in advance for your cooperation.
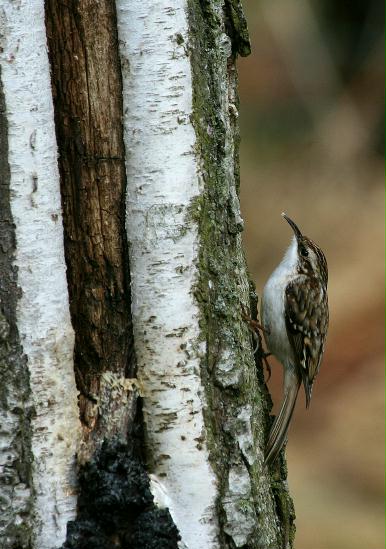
[241,303,272,381]
[241,304,270,335]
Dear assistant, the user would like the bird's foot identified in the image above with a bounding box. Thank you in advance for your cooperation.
[241,304,272,381]
[241,304,270,334]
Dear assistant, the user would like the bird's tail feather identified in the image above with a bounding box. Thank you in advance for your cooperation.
[264,378,300,466]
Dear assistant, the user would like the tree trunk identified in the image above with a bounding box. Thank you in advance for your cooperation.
[0,1,295,548]
[45,0,136,459]
[0,3,80,547]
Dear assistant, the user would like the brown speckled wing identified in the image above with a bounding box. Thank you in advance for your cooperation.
[284,277,329,406]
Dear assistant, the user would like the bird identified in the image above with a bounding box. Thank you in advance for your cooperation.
[261,213,329,466]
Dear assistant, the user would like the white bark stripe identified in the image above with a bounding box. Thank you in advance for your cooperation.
[117,2,219,547]
[0,2,80,547]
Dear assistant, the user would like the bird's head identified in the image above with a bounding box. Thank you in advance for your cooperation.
[282,212,328,287]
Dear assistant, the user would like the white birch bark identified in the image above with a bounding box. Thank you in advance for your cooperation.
[116,2,219,547]
[0,2,81,547]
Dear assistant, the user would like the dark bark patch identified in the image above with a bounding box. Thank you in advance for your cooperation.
[45,0,136,428]
[223,0,251,57]
[61,439,180,549]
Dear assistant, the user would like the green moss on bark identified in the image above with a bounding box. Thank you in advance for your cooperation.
[187,1,296,547]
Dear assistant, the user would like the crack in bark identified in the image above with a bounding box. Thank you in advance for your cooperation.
[45,0,136,433]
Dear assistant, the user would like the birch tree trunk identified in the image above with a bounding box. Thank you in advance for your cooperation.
[0,1,295,548]
[0,3,80,548]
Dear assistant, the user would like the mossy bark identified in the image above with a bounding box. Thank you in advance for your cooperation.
[0,1,295,547]
[188,1,296,547]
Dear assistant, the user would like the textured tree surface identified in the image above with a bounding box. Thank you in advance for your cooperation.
[0,0,296,547]
[1,2,81,543]
[187,1,295,547]
[0,65,34,548]
[45,0,135,436]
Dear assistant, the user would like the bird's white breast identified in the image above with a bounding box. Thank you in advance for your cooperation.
[261,237,298,365]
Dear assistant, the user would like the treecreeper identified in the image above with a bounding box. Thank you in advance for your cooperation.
[262,213,329,466]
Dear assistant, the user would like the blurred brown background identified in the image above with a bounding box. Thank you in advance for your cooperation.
[238,1,384,548]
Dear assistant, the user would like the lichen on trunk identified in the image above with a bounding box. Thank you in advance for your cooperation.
[0,0,296,546]
[117,0,295,547]
[187,0,296,547]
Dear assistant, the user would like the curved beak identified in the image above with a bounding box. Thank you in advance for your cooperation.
[281,212,303,240]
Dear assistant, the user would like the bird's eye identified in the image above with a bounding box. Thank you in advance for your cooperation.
[300,246,308,257]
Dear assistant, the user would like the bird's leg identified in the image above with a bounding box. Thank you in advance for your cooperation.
[241,303,270,334]
[241,304,272,381]
[241,305,270,335]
